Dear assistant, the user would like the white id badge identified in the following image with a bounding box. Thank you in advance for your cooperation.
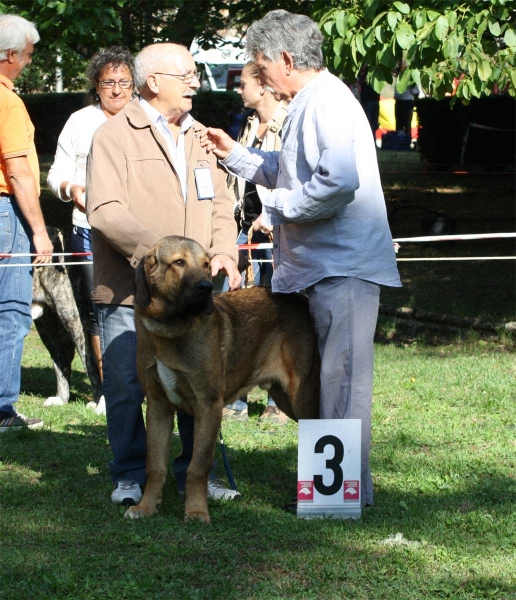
[194,167,215,200]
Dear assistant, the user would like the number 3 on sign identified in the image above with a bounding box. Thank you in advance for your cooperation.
[297,419,362,519]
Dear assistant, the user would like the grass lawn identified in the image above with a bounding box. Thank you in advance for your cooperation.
[0,150,514,599]
[1,328,515,599]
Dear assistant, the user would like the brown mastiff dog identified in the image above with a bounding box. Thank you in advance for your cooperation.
[125,235,319,523]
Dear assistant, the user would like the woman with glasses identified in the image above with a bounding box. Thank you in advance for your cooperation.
[47,46,134,413]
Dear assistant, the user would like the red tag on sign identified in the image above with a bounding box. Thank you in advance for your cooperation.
[297,480,314,502]
[343,480,360,502]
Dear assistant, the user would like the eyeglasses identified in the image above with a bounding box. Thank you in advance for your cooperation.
[99,79,133,89]
[154,71,202,83]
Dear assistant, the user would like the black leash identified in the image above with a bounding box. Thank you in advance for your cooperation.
[219,429,238,492]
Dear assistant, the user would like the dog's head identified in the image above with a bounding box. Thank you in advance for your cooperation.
[134,236,214,321]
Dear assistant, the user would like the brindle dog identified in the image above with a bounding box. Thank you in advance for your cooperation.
[31,227,102,408]
[125,235,320,523]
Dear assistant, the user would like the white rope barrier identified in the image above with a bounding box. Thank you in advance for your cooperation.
[0,261,92,268]
[0,233,514,266]
[237,232,516,250]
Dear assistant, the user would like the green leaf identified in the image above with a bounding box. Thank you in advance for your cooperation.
[477,19,488,40]
[378,42,398,70]
[333,38,344,56]
[467,61,477,76]
[387,12,398,31]
[375,25,385,43]
[371,66,387,94]
[504,28,516,48]
[323,20,335,36]
[466,17,475,34]
[434,16,449,41]
[447,11,458,28]
[334,54,342,70]
[348,14,358,29]
[427,10,440,22]
[491,66,502,81]
[414,10,426,29]
[469,78,481,98]
[416,21,434,41]
[335,11,348,37]
[396,22,415,50]
[411,68,422,88]
[355,32,366,57]
[56,2,66,15]
[364,27,375,49]
[510,69,516,89]
[393,1,410,14]
[443,35,459,59]
[488,21,501,37]
[351,43,358,67]
[395,66,411,93]
[478,60,492,82]
[363,0,379,21]
[371,11,388,28]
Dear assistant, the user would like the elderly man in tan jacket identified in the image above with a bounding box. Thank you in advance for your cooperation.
[86,43,241,506]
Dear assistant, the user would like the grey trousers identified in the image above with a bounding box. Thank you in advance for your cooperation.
[306,276,380,507]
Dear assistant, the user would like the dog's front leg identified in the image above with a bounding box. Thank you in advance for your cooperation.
[184,399,223,524]
[125,394,175,519]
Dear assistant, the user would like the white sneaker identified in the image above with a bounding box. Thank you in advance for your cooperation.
[111,481,142,506]
[207,479,241,501]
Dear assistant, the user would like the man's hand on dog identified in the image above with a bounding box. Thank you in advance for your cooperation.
[211,254,241,290]
[200,128,235,160]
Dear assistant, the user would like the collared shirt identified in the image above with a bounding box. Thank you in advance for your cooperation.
[139,97,193,202]
[0,73,39,195]
[222,69,401,293]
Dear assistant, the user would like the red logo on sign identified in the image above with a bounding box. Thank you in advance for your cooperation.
[343,480,360,502]
[297,480,314,502]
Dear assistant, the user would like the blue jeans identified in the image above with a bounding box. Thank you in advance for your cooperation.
[98,303,204,489]
[71,225,98,336]
[0,196,33,417]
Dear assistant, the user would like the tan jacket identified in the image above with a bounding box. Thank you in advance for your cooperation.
[86,98,237,305]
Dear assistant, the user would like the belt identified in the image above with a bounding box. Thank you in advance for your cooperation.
[0,192,14,197]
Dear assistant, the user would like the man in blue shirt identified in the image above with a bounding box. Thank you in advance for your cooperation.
[201,10,401,508]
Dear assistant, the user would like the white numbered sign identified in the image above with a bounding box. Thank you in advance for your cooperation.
[297,419,361,519]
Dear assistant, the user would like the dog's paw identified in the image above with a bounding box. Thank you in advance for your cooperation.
[124,505,158,519]
[184,511,211,525]
[86,397,106,415]
[43,396,66,407]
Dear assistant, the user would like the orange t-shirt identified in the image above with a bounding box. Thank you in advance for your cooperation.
[0,73,40,195]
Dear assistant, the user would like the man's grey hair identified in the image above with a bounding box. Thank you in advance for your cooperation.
[133,43,188,90]
[0,14,40,61]
[246,10,323,71]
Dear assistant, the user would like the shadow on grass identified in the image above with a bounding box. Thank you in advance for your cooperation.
[2,425,514,544]
[1,424,514,599]
[20,364,93,403]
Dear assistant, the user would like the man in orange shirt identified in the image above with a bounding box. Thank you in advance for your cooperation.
[0,14,52,432]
